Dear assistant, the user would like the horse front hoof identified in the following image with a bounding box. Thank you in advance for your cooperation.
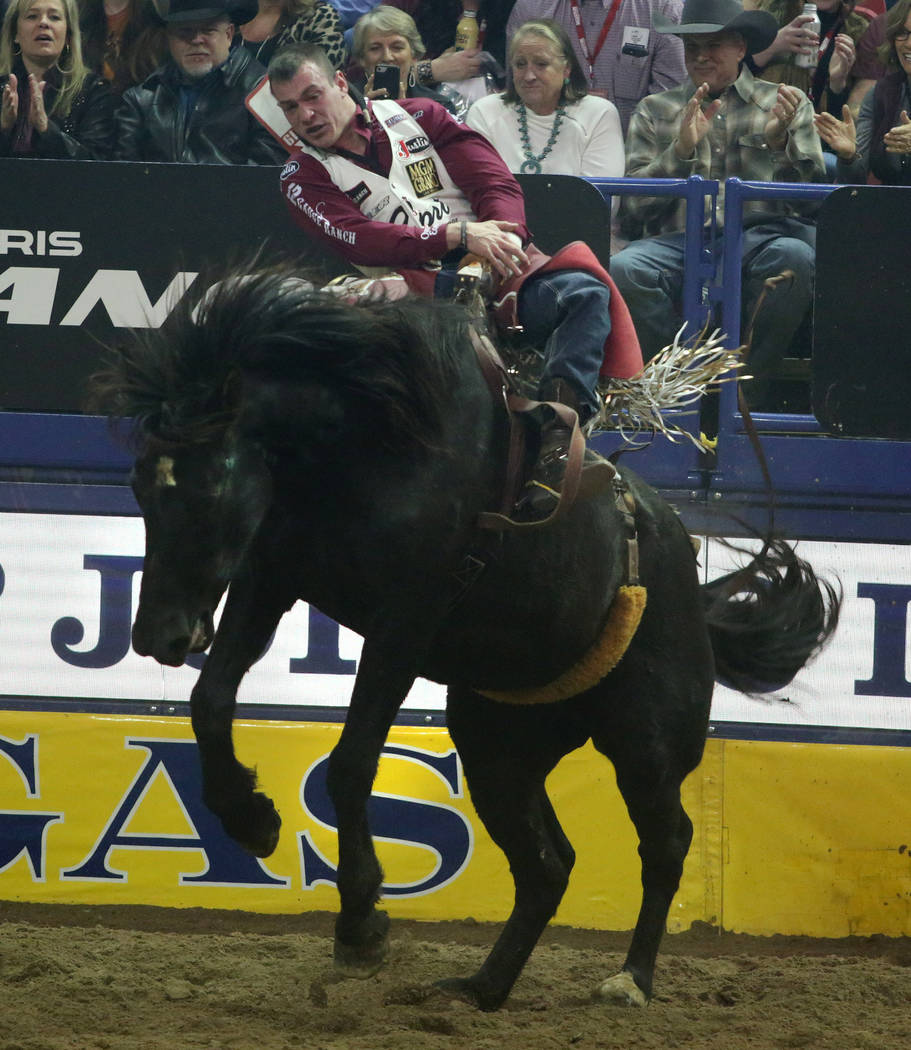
[334,912,390,979]
[596,970,648,1007]
[222,791,281,858]
[435,977,505,1012]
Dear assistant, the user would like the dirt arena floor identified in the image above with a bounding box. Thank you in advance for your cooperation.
[2,902,910,1050]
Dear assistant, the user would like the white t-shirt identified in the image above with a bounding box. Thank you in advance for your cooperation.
[465,93,624,179]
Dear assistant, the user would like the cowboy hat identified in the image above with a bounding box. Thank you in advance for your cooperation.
[157,0,256,24]
[653,0,779,55]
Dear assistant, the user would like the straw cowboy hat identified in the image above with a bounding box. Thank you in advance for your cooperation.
[653,0,779,55]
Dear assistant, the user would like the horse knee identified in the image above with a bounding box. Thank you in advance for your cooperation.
[511,835,573,923]
[326,740,377,813]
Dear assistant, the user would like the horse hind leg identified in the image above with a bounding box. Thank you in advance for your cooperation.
[592,745,696,1006]
[438,769,575,1011]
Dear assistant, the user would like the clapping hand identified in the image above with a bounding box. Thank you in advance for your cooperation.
[883,110,911,154]
[674,82,721,159]
[827,33,856,94]
[814,104,856,160]
[1,73,18,132]
[765,84,803,151]
[27,73,49,134]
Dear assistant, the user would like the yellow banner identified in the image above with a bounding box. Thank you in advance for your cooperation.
[2,711,910,938]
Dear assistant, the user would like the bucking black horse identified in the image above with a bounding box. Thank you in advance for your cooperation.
[93,268,839,1011]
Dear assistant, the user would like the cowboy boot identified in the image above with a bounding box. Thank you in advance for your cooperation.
[514,378,613,519]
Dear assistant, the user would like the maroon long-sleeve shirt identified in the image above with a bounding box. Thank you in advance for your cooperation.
[280,98,530,268]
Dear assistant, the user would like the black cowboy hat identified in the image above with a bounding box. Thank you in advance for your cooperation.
[653,0,778,55]
[157,0,257,24]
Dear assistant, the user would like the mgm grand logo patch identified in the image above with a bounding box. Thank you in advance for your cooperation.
[405,157,443,198]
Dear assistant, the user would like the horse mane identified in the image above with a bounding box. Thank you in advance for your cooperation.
[90,265,473,452]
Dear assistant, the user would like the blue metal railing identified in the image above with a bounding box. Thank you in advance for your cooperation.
[585,176,719,491]
[717,178,836,437]
[588,174,718,335]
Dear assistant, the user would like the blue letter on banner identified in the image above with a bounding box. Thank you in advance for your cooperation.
[855,583,911,697]
[0,735,62,880]
[61,738,287,887]
[298,743,472,896]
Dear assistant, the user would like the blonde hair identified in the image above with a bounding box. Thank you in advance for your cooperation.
[351,4,426,64]
[504,19,588,105]
[0,0,90,118]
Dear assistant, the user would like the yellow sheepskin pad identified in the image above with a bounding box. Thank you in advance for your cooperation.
[479,585,647,705]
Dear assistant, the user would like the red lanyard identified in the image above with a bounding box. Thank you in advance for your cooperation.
[569,0,625,83]
[817,26,836,60]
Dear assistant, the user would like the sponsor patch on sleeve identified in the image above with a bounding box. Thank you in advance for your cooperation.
[280,160,300,179]
[344,181,371,206]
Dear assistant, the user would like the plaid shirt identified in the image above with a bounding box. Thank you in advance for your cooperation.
[621,66,826,236]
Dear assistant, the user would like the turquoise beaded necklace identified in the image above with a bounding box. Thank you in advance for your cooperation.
[516,101,567,175]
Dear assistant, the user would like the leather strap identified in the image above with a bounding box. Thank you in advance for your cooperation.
[467,326,591,531]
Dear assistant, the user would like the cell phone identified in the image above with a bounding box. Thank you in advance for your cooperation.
[372,63,401,98]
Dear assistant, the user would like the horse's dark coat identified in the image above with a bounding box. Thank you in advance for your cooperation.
[94,269,839,1011]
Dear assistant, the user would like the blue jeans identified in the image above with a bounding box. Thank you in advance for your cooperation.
[517,269,611,421]
[610,220,816,403]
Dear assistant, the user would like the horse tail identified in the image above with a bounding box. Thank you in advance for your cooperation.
[701,537,841,696]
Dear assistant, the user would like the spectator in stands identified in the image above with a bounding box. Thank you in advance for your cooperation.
[1,0,116,157]
[79,0,167,96]
[610,0,825,408]
[746,0,875,170]
[747,0,871,106]
[816,0,911,182]
[268,42,643,518]
[114,0,285,163]
[848,7,888,108]
[350,5,465,116]
[345,3,509,109]
[239,0,344,69]
[506,0,689,134]
[466,17,623,177]
[385,1,516,70]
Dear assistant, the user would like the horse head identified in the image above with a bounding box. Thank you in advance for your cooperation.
[129,430,273,666]
[92,265,475,670]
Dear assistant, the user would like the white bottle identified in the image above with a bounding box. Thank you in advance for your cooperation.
[794,3,821,69]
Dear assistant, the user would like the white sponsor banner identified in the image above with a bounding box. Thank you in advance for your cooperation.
[1,513,908,728]
[707,538,911,730]
[0,513,444,711]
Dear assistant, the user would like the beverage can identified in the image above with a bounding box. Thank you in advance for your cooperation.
[794,3,821,69]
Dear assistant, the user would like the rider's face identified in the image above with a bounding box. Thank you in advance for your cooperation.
[271,61,357,150]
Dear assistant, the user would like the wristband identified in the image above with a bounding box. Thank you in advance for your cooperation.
[416,59,434,86]
[459,220,469,251]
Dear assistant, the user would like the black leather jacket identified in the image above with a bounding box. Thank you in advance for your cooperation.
[0,63,115,159]
[114,44,285,164]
